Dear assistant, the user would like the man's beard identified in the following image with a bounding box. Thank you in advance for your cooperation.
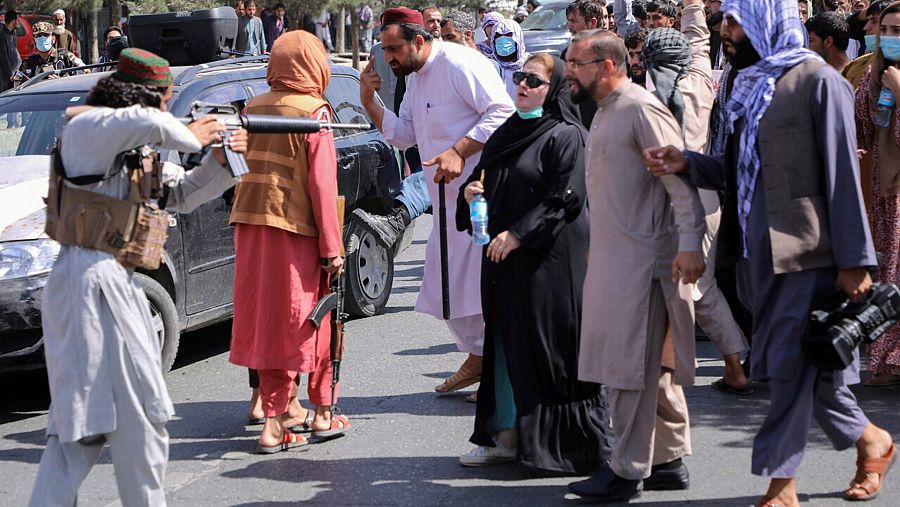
[390,56,417,77]
[568,78,595,103]
[632,67,645,85]
[728,35,761,70]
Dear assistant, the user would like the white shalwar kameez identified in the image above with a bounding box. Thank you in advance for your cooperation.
[29,106,237,507]
[380,41,514,354]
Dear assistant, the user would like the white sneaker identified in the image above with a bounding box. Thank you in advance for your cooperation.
[459,444,517,466]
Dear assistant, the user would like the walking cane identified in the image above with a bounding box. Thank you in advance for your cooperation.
[438,178,450,320]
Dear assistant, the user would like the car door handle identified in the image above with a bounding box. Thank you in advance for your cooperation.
[339,152,358,171]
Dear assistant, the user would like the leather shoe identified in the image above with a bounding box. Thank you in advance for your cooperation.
[644,459,690,491]
[568,465,642,502]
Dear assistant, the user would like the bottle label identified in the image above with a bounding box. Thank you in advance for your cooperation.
[878,88,896,108]
[470,200,487,217]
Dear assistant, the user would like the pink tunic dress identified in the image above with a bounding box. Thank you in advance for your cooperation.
[229,107,342,375]
[856,70,900,375]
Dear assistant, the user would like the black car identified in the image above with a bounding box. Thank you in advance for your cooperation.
[0,57,412,373]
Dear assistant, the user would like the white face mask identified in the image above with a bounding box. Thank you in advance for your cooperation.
[473,27,487,44]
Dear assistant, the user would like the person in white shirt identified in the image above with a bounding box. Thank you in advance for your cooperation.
[359,8,514,399]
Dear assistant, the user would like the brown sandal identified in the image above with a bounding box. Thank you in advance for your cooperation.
[845,443,896,501]
[435,362,481,393]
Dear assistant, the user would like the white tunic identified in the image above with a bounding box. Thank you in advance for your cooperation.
[45,106,234,442]
[381,42,514,319]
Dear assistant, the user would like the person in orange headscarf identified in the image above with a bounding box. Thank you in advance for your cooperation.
[229,30,350,454]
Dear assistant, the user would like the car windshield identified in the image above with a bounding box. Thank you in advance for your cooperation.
[520,5,569,30]
[0,92,87,157]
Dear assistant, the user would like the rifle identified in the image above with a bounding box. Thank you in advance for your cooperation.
[180,102,373,177]
[307,196,348,408]
[307,266,347,408]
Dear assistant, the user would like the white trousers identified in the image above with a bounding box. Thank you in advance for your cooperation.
[446,314,485,356]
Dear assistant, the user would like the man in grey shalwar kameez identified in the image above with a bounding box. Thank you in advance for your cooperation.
[644,1,895,505]
[29,49,247,507]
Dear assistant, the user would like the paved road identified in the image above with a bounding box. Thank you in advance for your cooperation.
[1,217,899,506]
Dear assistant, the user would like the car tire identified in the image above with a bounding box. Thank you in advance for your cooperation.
[135,273,180,373]
[344,216,394,317]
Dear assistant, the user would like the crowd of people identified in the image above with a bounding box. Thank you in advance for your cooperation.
[355,0,900,505]
[19,0,900,506]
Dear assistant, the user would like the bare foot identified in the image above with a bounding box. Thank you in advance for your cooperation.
[435,354,483,393]
[248,388,264,421]
[846,424,894,500]
[723,353,750,390]
[310,405,335,431]
[758,478,799,507]
[281,399,311,429]
[258,414,288,448]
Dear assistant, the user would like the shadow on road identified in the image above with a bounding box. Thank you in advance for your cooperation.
[0,369,49,424]
[0,321,236,420]
[685,342,900,450]
[222,456,577,505]
[395,343,458,356]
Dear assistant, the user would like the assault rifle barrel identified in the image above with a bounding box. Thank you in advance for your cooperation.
[180,114,373,133]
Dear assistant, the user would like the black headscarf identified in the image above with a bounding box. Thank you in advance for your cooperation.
[457,55,586,235]
[476,54,585,171]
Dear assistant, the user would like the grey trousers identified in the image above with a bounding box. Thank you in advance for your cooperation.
[609,281,692,480]
[695,202,746,358]
[28,423,168,507]
[737,260,869,478]
[752,365,868,478]
[30,331,169,506]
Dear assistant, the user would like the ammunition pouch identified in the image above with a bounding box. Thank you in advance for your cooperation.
[45,143,169,270]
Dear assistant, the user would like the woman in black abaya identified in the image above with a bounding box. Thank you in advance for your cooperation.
[455,53,611,473]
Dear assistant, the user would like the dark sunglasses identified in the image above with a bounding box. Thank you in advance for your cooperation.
[512,71,550,89]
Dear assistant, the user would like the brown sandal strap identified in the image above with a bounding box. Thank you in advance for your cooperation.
[856,444,896,474]
[848,478,877,496]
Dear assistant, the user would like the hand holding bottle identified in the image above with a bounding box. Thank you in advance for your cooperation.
[464,180,484,204]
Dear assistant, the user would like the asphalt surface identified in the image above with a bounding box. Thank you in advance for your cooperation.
[1,216,900,506]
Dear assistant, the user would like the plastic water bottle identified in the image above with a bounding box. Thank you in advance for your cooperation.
[470,194,490,246]
[874,87,896,129]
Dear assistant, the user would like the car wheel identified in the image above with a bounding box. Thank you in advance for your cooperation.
[135,273,180,373]
[344,216,394,317]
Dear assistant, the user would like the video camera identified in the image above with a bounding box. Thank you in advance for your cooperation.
[803,283,900,370]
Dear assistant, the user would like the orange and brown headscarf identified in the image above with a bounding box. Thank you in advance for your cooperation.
[267,30,330,98]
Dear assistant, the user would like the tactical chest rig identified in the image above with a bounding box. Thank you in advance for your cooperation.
[45,143,170,270]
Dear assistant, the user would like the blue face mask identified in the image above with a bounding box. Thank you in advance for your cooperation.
[494,36,517,57]
[881,35,900,61]
[865,34,878,53]
[35,35,52,52]
[516,106,543,120]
